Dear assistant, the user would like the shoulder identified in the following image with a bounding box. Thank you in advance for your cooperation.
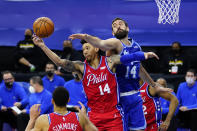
[54,75,65,81]
[132,40,142,50]
[64,80,73,86]
[35,114,49,128]
[42,76,47,80]
[43,89,52,97]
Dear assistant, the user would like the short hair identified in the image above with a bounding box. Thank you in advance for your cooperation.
[30,76,43,86]
[156,78,167,88]
[80,39,87,45]
[172,41,181,47]
[186,69,196,76]
[1,70,14,78]
[52,86,69,107]
[80,39,104,56]
[112,17,128,27]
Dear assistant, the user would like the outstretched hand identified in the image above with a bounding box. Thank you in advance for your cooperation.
[144,52,159,60]
[32,34,45,47]
[69,34,87,40]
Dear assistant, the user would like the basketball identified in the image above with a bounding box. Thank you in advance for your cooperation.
[33,17,54,38]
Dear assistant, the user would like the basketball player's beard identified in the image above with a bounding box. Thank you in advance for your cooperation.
[114,29,128,39]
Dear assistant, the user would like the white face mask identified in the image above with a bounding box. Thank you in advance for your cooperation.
[29,86,35,93]
[186,77,195,85]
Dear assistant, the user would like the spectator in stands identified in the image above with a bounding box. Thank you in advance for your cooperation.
[161,41,189,74]
[177,69,197,110]
[64,72,87,107]
[15,28,46,72]
[17,76,53,131]
[42,62,65,93]
[56,40,84,75]
[0,71,28,130]
[176,69,197,130]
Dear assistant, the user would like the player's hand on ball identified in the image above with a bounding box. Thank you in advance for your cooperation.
[69,34,87,40]
[32,34,45,47]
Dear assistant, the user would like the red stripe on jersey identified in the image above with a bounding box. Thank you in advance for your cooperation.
[48,112,82,131]
[139,83,158,127]
[82,56,119,113]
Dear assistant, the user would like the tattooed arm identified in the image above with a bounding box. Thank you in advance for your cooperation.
[32,35,84,73]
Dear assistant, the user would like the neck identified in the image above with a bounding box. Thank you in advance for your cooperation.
[90,55,100,69]
[120,36,130,45]
[54,106,68,115]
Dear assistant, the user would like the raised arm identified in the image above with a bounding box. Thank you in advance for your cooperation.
[69,34,122,51]
[76,102,98,131]
[32,35,84,73]
[158,91,179,130]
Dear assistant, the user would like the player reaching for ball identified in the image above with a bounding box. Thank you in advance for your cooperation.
[32,34,158,131]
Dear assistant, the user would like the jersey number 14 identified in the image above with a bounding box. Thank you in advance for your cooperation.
[99,83,111,95]
[125,65,137,79]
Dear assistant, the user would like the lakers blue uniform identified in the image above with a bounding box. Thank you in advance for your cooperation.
[116,39,146,130]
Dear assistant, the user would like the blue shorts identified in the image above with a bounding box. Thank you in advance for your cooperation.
[120,92,146,130]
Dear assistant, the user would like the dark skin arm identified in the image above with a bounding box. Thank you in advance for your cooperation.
[148,86,179,131]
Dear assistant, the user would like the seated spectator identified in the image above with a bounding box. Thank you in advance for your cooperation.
[56,40,84,75]
[161,41,189,74]
[15,28,46,72]
[0,71,28,130]
[42,62,65,93]
[64,72,87,107]
[17,76,53,131]
[176,69,197,130]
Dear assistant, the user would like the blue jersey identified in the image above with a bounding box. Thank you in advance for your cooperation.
[116,39,142,93]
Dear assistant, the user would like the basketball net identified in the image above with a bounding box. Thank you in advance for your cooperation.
[155,0,181,24]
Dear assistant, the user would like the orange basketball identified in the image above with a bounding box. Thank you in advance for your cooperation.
[33,17,54,38]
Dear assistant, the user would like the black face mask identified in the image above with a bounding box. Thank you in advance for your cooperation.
[46,71,54,77]
[63,47,72,54]
[25,35,32,40]
[172,49,180,55]
[114,29,128,39]
[5,82,13,89]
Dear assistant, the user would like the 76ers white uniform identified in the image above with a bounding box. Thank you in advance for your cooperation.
[82,56,124,131]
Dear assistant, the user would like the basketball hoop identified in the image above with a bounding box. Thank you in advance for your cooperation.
[155,0,181,24]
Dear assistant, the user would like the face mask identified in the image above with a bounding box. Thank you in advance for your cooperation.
[25,35,32,40]
[5,82,13,89]
[63,47,72,54]
[46,71,54,77]
[29,86,35,93]
[186,77,195,85]
[114,29,128,39]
